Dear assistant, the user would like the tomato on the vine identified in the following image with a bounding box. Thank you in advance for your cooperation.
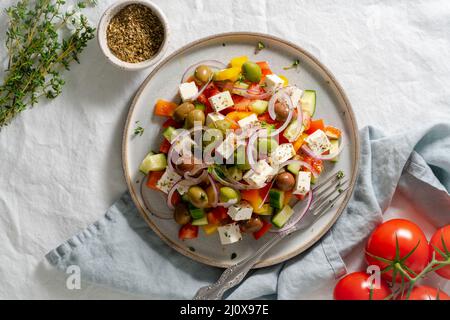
[400,285,450,300]
[334,272,391,300]
[365,219,430,282]
[429,225,450,279]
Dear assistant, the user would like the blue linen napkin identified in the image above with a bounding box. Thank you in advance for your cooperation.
[46,124,450,299]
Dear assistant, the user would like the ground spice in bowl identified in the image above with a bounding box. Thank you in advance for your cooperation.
[106,4,165,63]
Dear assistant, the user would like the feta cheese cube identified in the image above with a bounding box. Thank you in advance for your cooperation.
[172,135,196,157]
[208,91,234,112]
[293,171,311,195]
[287,86,303,107]
[227,202,253,221]
[243,160,275,186]
[179,82,198,102]
[264,74,285,92]
[271,143,296,165]
[305,129,332,155]
[237,113,259,130]
[216,133,236,160]
[206,112,225,126]
[156,170,181,194]
[218,224,242,245]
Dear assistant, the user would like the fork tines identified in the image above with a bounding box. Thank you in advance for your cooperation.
[310,172,349,217]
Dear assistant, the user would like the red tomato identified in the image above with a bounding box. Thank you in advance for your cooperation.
[258,112,278,125]
[159,139,171,154]
[301,155,323,175]
[429,225,450,279]
[253,220,272,240]
[178,223,198,240]
[400,285,450,300]
[365,219,430,282]
[162,118,181,129]
[334,272,391,300]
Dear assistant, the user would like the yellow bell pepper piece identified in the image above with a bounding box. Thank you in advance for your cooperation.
[202,224,218,235]
[230,56,249,68]
[225,111,254,123]
[254,203,273,215]
[278,75,289,87]
[214,67,242,82]
[293,133,309,152]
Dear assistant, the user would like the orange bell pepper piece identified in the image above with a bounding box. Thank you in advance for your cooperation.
[154,99,178,117]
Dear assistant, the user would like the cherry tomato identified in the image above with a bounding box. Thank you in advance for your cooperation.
[365,219,430,282]
[334,272,391,300]
[400,285,450,300]
[429,225,450,279]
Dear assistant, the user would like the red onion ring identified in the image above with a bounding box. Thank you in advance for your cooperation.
[270,190,313,233]
[301,138,345,161]
[140,177,172,219]
[207,174,219,207]
[232,87,273,100]
[166,170,208,210]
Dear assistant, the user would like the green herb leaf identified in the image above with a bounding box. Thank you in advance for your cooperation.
[255,41,265,54]
[0,0,96,128]
[134,121,144,136]
[283,59,300,70]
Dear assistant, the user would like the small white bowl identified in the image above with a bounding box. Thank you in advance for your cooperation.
[97,0,169,71]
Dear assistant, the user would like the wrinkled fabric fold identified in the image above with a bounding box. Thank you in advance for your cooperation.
[46,124,450,299]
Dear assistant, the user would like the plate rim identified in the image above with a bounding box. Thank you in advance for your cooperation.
[122,32,360,268]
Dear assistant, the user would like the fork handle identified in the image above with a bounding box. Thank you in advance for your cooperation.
[193,233,285,300]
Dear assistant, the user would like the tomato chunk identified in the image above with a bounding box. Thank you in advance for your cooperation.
[179,223,199,240]
[253,220,272,240]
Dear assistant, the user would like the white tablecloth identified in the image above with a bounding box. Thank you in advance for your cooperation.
[1,0,449,299]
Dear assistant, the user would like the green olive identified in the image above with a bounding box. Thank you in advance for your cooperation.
[219,187,241,203]
[185,109,205,128]
[174,203,191,225]
[274,101,289,121]
[187,186,209,208]
[275,172,296,191]
[194,65,213,83]
[173,102,195,122]
[228,166,243,181]
[242,61,262,83]
[205,185,217,207]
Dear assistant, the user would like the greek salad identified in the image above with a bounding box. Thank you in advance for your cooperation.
[139,56,344,245]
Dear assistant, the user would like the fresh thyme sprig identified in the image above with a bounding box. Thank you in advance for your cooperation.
[0,0,96,128]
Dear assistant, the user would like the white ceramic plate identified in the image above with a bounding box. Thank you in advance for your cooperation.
[122,32,359,268]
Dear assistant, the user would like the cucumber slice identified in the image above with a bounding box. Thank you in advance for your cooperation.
[192,216,208,226]
[254,204,274,215]
[283,121,303,141]
[163,126,177,141]
[249,100,269,115]
[189,207,205,219]
[272,205,294,228]
[269,189,285,209]
[139,153,167,174]
[301,90,316,116]
[287,162,300,175]
[330,140,340,163]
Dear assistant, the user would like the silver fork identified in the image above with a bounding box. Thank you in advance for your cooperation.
[193,172,349,300]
